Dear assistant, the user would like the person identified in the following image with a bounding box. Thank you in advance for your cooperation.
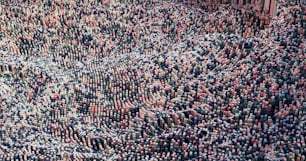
[0,0,305,159]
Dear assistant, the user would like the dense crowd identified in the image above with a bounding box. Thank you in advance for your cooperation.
[0,0,305,160]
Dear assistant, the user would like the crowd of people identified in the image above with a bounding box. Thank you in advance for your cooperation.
[0,0,305,160]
